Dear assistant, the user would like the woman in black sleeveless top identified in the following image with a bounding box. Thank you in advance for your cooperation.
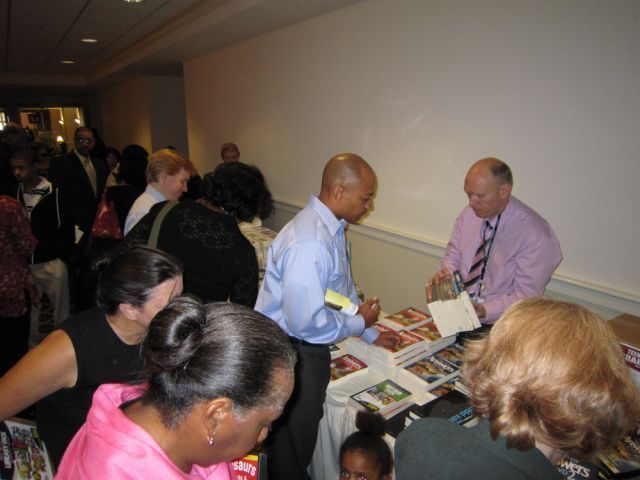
[0,245,183,467]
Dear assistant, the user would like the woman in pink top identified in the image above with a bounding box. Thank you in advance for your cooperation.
[57,296,296,479]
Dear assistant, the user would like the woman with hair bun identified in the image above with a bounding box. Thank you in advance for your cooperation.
[395,298,640,480]
[0,245,183,467]
[339,411,393,480]
[57,296,296,479]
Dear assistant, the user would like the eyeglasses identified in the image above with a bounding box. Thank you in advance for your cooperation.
[75,138,95,144]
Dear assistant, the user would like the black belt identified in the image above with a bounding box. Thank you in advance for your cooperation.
[288,336,328,348]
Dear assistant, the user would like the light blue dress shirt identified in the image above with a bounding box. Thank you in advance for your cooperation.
[256,195,379,344]
[124,184,167,235]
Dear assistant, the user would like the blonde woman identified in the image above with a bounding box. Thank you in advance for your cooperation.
[396,298,640,480]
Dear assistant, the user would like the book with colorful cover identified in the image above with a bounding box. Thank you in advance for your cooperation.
[429,381,457,398]
[367,329,430,369]
[412,321,444,342]
[596,432,640,479]
[411,321,456,356]
[231,452,267,480]
[0,417,54,480]
[375,329,426,356]
[436,342,465,368]
[397,352,460,393]
[619,342,640,389]
[349,379,413,419]
[378,307,432,331]
[329,354,368,385]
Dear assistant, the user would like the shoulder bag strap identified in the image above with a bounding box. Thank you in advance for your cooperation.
[147,201,179,249]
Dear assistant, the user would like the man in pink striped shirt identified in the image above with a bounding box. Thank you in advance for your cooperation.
[427,157,562,323]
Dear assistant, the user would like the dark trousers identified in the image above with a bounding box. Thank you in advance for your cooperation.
[68,236,97,312]
[265,341,330,480]
[0,308,30,377]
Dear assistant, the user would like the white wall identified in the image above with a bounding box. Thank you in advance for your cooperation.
[100,76,189,155]
[184,0,640,314]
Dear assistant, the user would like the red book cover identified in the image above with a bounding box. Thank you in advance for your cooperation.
[621,342,640,373]
[378,330,424,354]
[232,452,267,480]
[330,354,368,381]
[382,308,431,330]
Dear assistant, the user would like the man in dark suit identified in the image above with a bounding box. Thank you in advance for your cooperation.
[49,127,108,311]
[49,127,108,235]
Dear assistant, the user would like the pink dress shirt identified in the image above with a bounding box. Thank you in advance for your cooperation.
[441,196,562,323]
[56,383,233,480]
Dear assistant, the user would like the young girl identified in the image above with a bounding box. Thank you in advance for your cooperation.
[339,411,393,480]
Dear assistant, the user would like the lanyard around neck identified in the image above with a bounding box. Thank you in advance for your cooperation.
[477,213,501,292]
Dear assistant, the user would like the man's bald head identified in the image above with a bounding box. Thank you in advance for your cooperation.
[464,157,513,219]
[468,157,513,187]
[321,153,373,191]
[319,153,377,224]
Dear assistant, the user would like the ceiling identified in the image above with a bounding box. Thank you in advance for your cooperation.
[0,0,361,93]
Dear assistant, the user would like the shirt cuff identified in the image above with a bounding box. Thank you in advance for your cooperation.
[361,326,379,344]
[345,314,366,338]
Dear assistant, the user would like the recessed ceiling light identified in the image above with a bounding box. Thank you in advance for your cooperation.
[61,60,75,64]
[123,0,145,3]
[81,38,98,44]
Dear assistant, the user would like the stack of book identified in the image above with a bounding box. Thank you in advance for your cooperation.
[433,342,465,368]
[349,379,413,419]
[427,272,481,337]
[329,354,368,387]
[427,381,457,399]
[378,307,457,356]
[385,387,475,439]
[396,343,464,394]
[344,308,456,370]
[344,331,370,362]
[367,325,430,368]
[453,376,470,397]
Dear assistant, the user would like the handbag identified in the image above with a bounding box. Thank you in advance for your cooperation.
[90,190,123,239]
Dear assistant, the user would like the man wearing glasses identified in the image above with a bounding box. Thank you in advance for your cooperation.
[49,127,109,310]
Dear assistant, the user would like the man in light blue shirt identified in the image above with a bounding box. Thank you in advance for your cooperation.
[124,148,194,234]
[256,153,399,480]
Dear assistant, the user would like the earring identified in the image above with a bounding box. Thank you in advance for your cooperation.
[207,430,216,446]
